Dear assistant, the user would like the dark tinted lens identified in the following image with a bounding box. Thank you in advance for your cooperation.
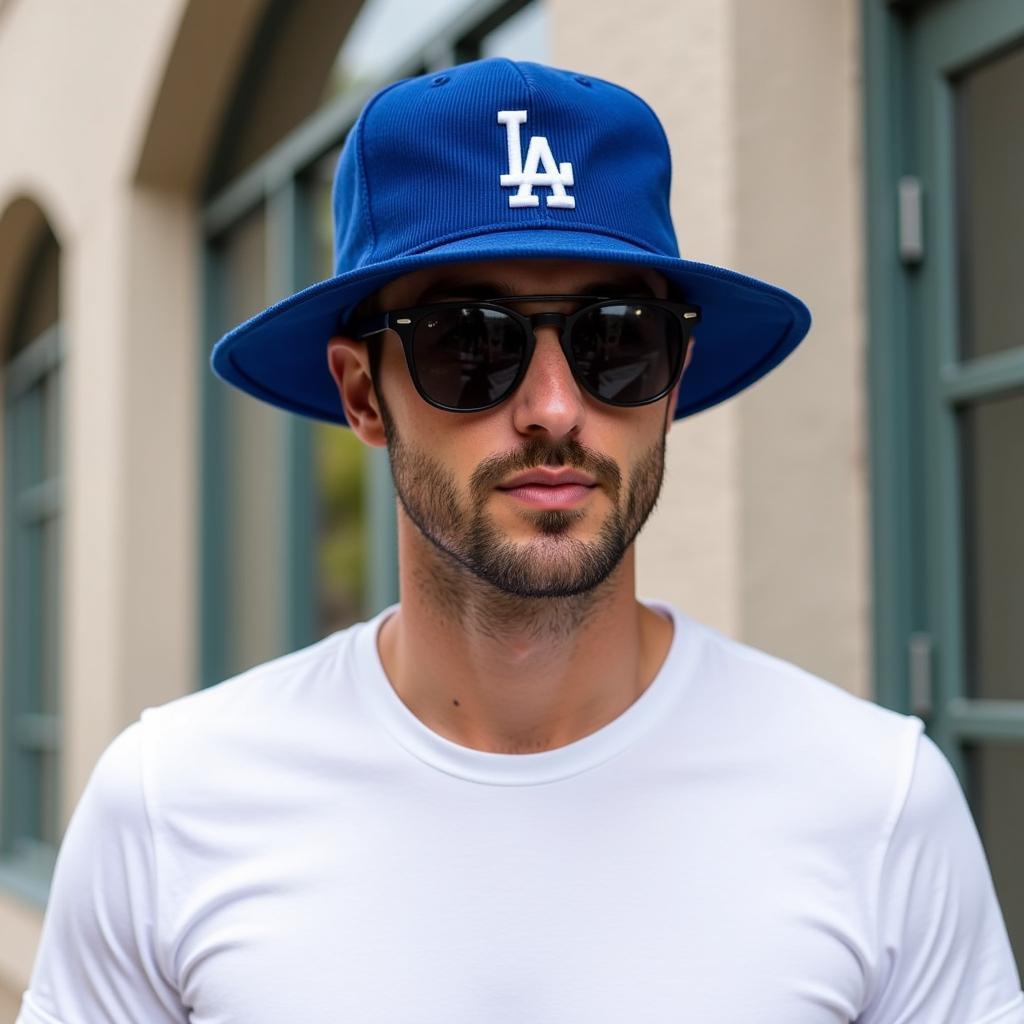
[570,303,683,404]
[411,307,527,409]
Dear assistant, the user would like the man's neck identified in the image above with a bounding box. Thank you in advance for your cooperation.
[375,519,674,754]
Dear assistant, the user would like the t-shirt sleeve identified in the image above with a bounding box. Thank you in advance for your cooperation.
[16,720,188,1024]
[858,727,1024,1024]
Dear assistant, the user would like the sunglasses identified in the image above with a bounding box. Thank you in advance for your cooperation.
[352,294,701,413]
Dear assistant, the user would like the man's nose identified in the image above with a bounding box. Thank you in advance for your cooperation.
[509,324,586,441]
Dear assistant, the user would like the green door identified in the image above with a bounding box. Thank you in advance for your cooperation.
[904,0,1024,974]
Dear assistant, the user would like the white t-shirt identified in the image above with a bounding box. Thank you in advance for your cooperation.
[17,602,1024,1023]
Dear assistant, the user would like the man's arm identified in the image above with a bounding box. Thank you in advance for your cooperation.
[17,721,187,1024]
[858,730,1024,1023]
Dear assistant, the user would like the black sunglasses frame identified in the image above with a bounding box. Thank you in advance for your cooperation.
[351,294,701,414]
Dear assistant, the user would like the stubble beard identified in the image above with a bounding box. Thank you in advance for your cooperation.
[377,393,668,603]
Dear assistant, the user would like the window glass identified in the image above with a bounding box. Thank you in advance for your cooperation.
[961,389,1024,702]
[967,742,1024,977]
[480,1,549,61]
[324,0,477,98]
[3,225,62,859]
[956,43,1024,360]
[207,0,357,194]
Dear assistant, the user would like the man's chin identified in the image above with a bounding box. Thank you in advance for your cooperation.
[473,566,612,600]
[462,530,628,599]
[526,508,587,536]
[492,506,593,540]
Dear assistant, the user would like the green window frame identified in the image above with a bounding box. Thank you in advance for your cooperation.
[863,0,1024,972]
[863,0,1024,754]
[1,226,63,906]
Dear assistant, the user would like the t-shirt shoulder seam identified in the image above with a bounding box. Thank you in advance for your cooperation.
[970,991,1024,1024]
[861,715,926,1007]
[19,987,67,1023]
[693,621,913,725]
[215,628,349,686]
[691,620,850,695]
[972,991,1024,1024]
[147,629,352,719]
[137,709,178,992]
[688,620,820,677]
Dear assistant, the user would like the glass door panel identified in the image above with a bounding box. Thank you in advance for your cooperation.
[955,42,1024,361]
[909,0,1024,974]
[960,391,1024,702]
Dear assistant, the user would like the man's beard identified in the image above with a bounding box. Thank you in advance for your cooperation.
[378,394,668,599]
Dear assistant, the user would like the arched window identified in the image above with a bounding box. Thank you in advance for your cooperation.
[1,221,63,895]
[202,0,549,686]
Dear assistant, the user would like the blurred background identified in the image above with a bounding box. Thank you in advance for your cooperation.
[0,0,1021,1012]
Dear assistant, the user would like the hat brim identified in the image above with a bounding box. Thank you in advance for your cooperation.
[210,227,811,424]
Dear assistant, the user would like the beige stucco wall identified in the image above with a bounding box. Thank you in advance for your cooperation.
[555,0,869,697]
[733,0,869,697]
[555,0,742,640]
[0,0,867,1013]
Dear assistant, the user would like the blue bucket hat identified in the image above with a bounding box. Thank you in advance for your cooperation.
[211,58,811,423]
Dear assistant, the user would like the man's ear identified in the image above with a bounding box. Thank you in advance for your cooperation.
[326,338,387,447]
[665,338,695,434]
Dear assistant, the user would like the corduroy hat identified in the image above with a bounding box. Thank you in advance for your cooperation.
[211,58,811,423]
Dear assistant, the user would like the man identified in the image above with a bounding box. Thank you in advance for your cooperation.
[18,58,1023,1023]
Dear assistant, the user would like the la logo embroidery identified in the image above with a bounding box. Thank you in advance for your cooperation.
[497,110,575,209]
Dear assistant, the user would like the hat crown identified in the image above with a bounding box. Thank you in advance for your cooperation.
[332,59,679,276]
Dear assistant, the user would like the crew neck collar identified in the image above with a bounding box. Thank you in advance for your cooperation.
[349,599,703,786]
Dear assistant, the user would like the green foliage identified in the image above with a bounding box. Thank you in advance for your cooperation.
[315,423,367,628]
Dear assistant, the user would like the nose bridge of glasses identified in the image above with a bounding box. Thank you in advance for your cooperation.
[527,311,568,334]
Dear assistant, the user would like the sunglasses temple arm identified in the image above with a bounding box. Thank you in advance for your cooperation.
[350,312,390,340]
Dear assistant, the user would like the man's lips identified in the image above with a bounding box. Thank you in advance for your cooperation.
[496,469,598,509]
[497,469,597,489]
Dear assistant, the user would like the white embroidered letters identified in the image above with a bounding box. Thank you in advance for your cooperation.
[497,109,575,209]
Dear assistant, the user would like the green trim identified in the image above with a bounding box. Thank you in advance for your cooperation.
[910,0,1024,774]
[2,365,15,851]
[11,712,61,750]
[15,478,61,524]
[199,237,230,688]
[2,323,64,853]
[862,0,919,715]
[947,699,1024,743]
[940,347,1024,403]
[0,841,56,909]
[4,324,61,400]
[915,24,965,766]
[864,0,1024,787]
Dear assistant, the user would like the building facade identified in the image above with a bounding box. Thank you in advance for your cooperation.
[0,0,1020,1014]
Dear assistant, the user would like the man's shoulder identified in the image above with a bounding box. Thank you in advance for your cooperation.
[663,605,922,791]
[136,614,382,774]
[681,608,910,732]
[657,607,927,866]
[154,615,372,719]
